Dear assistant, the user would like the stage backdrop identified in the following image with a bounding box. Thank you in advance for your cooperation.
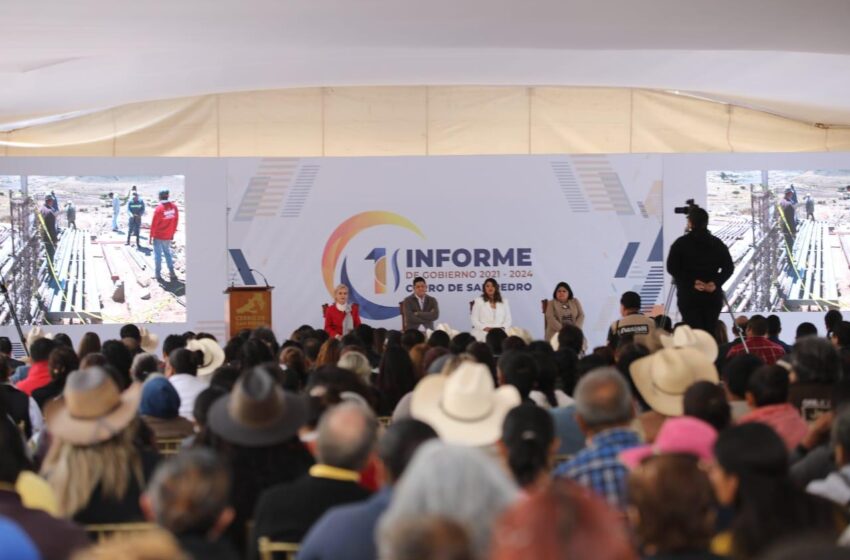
[226,155,664,346]
[3,153,849,352]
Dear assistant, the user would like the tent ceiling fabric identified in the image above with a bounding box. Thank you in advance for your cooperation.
[3,87,850,158]
[3,0,850,127]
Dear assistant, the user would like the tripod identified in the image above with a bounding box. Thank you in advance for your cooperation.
[0,278,30,357]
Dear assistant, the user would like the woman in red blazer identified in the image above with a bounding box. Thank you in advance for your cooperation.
[324,284,361,338]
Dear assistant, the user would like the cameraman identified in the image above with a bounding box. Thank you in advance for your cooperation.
[666,206,734,335]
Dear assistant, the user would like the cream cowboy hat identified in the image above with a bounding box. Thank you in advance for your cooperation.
[426,323,461,340]
[49,368,142,446]
[139,327,159,354]
[410,362,520,446]
[506,326,533,345]
[186,338,225,377]
[659,325,719,362]
[629,347,719,417]
[25,327,53,348]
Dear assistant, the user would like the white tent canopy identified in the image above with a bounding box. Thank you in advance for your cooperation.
[3,0,850,127]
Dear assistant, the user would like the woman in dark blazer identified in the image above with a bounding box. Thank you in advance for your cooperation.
[324,284,361,338]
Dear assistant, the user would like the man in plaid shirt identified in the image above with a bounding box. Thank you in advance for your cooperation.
[726,314,785,365]
[554,367,641,510]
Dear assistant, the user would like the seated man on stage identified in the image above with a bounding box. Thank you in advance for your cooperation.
[401,277,440,331]
[607,291,655,348]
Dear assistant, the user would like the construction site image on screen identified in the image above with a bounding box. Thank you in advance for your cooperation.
[707,170,850,313]
[0,175,186,326]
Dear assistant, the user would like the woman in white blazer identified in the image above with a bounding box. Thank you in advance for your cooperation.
[471,278,512,341]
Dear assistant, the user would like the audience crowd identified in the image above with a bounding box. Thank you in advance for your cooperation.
[1,302,850,559]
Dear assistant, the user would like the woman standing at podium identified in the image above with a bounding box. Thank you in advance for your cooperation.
[544,281,585,341]
[325,284,361,338]
[471,278,512,341]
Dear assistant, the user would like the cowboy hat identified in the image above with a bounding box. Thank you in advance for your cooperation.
[426,323,460,339]
[659,325,718,362]
[49,367,142,446]
[25,327,53,348]
[139,327,159,354]
[410,361,520,447]
[208,367,307,447]
[506,326,533,345]
[629,347,719,417]
[186,338,224,377]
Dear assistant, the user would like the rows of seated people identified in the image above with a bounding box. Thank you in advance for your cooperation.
[0,307,850,559]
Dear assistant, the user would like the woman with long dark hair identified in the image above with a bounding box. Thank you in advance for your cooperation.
[471,278,512,342]
[500,404,556,492]
[76,332,101,362]
[376,346,417,416]
[544,282,585,341]
[203,368,313,551]
[709,423,836,558]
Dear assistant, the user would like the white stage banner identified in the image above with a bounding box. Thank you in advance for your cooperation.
[227,155,664,346]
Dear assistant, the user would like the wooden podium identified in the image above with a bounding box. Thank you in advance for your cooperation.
[225,286,274,338]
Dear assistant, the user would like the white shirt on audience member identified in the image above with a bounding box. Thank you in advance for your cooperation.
[530,390,573,409]
[168,374,209,420]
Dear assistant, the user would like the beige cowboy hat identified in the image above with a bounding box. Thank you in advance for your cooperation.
[139,327,159,354]
[186,338,225,377]
[49,367,142,446]
[506,326,533,345]
[208,367,307,447]
[411,361,520,447]
[426,323,460,339]
[629,347,719,417]
[659,325,719,362]
[25,326,54,348]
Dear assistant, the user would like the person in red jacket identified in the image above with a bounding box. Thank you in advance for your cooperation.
[15,337,56,397]
[150,189,179,283]
[324,284,361,338]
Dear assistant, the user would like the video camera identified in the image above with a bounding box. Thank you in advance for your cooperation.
[673,199,700,215]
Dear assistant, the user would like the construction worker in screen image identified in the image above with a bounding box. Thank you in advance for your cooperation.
[65,201,76,230]
[126,191,146,247]
[150,189,179,283]
[778,187,797,270]
[38,195,59,265]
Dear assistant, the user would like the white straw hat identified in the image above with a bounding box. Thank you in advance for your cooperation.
[629,347,719,417]
[659,325,719,362]
[411,362,520,446]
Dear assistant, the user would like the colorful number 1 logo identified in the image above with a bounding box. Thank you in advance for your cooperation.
[365,248,387,294]
[366,247,401,295]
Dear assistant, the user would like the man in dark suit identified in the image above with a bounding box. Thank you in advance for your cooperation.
[402,277,440,331]
[250,402,377,557]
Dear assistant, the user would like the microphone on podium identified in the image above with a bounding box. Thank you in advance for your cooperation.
[249,268,270,287]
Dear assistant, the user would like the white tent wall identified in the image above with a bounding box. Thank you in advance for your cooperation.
[3,87,850,157]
